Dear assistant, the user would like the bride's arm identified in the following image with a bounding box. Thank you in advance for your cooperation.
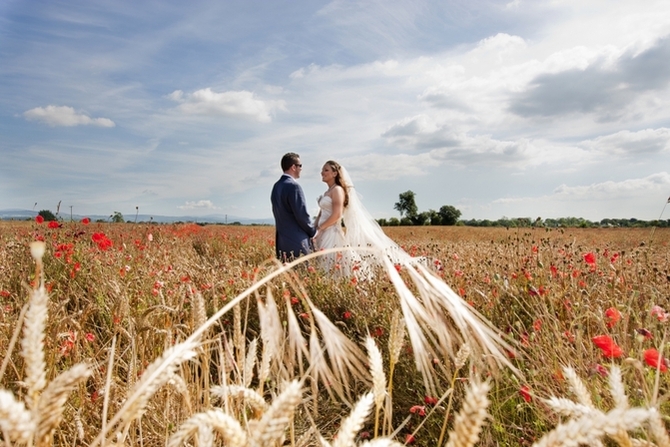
[316,187,345,231]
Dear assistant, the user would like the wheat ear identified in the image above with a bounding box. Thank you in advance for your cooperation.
[532,408,652,447]
[563,366,594,408]
[244,338,257,387]
[35,363,91,445]
[438,343,472,446]
[543,397,592,418]
[365,336,386,438]
[167,409,248,447]
[211,384,269,418]
[648,407,670,447]
[333,392,374,447]
[445,379,491,447]
[609,366,628,410]
[359,440,405,446]
[0,389,35,444]
[21,282,48,410]
[384,310,405,436]
[250,380,302,447]
[257,287,282,392]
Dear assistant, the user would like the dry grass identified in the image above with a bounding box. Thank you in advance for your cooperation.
[1,222,669,446]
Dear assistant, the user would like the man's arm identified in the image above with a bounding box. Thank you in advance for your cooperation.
[288,183,316,237]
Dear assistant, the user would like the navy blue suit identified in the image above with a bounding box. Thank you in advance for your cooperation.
[271,174,316,261]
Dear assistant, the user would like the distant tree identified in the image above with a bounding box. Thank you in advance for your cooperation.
[411,211,430,226]
[111,211,125,223]
[38,209,57,221]
[437,205,461,226]
[400,217,413,226]
[394,191,418,220]
[387,217,400,226]
[426,209,441,225]
[377,218,388,226]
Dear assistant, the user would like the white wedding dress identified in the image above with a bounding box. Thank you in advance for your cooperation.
[314,195,348,272]
[314,167,414,277]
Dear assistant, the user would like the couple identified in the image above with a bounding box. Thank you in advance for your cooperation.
[271,152,410,273]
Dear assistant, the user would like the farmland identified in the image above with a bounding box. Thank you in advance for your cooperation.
[1,221,670,446]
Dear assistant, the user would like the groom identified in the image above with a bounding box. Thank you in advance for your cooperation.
[271,153,317,261]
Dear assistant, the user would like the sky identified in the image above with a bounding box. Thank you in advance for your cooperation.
[2,0,670,222]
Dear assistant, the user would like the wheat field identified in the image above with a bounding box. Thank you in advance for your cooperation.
[1,221,669,446]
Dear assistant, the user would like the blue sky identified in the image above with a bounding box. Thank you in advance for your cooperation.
[2,0,670,221]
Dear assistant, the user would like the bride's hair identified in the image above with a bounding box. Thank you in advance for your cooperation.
[325,160,349,207]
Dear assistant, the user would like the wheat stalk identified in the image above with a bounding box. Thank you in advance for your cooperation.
[445,379,491,447]
[167,409,248,447]
[21,283,48,410]
[249,380,302,447]
[35,363,91,445]
[543,397,592,418]
[0,389,35,444]
[244,338,257,388]
[365,336,386,438]
[532,408,652,447]
[563,366,593,408]
[648,407,670,447]
[211,384,269,418]
[333,392,374,447]
[359,440,405,446]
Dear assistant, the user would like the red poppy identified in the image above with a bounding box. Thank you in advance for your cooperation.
[651,305,669,322]
[48,221,59,229]
[643,348,668,372]
[592,335,624,358]
[584,252,596,265]
[519,385,532,402]
[409,405,426,416]
[592,363,609,377]
[604,307,621,328]
[405,434,416,444]
[424,396,438,405]
[81,217,90,224]
[35,215,44,224]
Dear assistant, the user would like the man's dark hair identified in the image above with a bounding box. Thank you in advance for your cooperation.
[281,153,300,172]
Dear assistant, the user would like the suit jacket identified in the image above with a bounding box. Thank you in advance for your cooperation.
[271,174,316,260]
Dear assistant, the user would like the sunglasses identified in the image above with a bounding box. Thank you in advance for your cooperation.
[294,164,303,168]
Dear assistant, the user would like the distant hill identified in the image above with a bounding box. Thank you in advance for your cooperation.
[0,209,274,225]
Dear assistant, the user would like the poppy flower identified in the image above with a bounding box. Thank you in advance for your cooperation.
[651,305,669,322]
[424,396,438,405]
[592,335,624,358]
[583,252,596,265]
[35,215,44,224]
[591,363,609,377]
[643,348,668,372]
[604,307,621,328]
[519,385,532,402]
[81,217,90,224]
[48,221,59,229]
[409,405,426,416]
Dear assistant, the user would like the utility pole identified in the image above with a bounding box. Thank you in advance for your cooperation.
[70,206,73,221]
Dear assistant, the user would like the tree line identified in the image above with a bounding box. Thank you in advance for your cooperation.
[376,190,670,228]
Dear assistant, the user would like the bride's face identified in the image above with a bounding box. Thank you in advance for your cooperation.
[321,164,337,184]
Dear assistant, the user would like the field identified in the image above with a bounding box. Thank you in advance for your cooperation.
[1,221,670,446]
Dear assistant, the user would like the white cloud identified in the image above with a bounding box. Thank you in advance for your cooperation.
[169,88,286,123]
[178,200,217,210]
[580,128,670,156]
[553,172,670,201]
[23,105,115,127]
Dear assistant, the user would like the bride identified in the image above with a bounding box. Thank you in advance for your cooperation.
[313,160,417,275]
